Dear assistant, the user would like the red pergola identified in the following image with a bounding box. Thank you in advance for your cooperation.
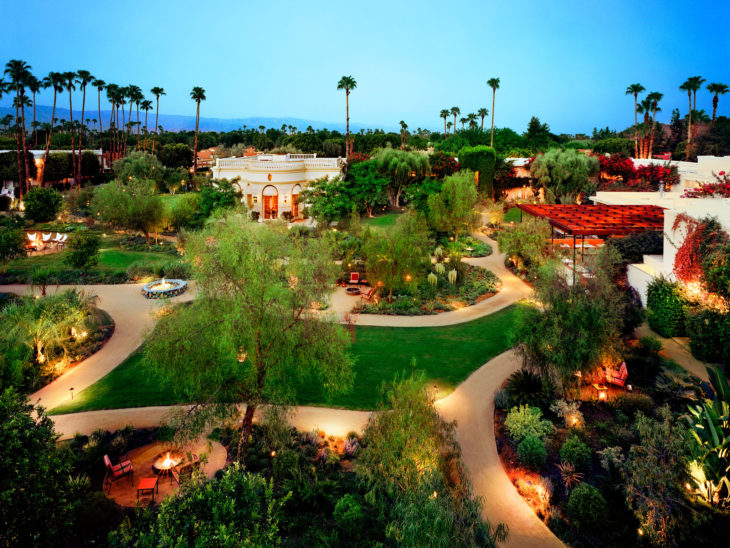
[516,204,665,236]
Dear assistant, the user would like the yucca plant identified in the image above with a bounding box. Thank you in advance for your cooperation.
[505,368,556,409]
[557,461,584,491]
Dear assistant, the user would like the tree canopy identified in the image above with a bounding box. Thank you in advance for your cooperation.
[529,148,599,203]
[372,148,430,207]
[427,170,480,240]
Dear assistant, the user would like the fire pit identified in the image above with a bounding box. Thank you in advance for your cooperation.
[152,451,183,476]
[345,286,361,296]
[142,278,187,300]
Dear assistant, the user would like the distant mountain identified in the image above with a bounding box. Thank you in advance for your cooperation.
[0,105,392,133]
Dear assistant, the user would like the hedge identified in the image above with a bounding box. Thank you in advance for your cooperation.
[646,277,686,337]
[685,305,730,365]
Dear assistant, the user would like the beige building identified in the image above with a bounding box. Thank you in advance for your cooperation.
[210,153,343,220]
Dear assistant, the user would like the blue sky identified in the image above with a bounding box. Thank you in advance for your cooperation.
[2,0,729,133]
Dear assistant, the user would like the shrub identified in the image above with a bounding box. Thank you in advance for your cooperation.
[592,138,634,155]
[166,193,200,231]
[125,261,157,281]
[550,400,583,428]
[23,187,63,222]
[605,231,663,265]
[518,435,546,470]
[646,277,686,337]
[458,145,496,198]
[272,449,299,481]
[505,369,556,409]
[684,305,730,365]
[617,392,655,417]
[163,260,191,280]
[567,483,607,529]
[560,435,591,470]
[494,389,511,410]
[504,405,554,442]
[64,232,101,274]
[333,494,364,534]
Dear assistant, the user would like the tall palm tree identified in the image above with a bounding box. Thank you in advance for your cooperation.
[141,99,153,150]
[706,82,728,128]
[680,79,693,160]
[27,75,41,148]
[467,112,478,129]
[190,86,206,175]
[105,84,119,158]
[4,60,32,195]
[477,107,488,131]
[60,71,78,181]
[92,79,105,150]
[487,78,500,146]
[337,76,357,160]
[446,121,453,135]
[625,83,645,158]
[399,120,408,148]
[124,85,142,155]
[75,70,94,181]
[40,71,64,184]
[637,98,653,158]
[133,90,144,149]
[690,76,705,113]
[439,109,450,136]
[459,117,467,130]
[450,106,460,134]
[150,87,165,154]
[646,91,663,159]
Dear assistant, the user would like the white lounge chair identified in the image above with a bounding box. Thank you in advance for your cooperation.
[42,233,52,242]
[27,232,37,242]
[53,232,63,242]
[58,234,68,247]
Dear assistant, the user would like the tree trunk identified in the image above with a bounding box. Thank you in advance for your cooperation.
[32,90,37,148]
[649,108,657,158]
[490,90,496,147]
[345,90,350,161]
[711,95,718,128]
[20,99,30,194]
[98,90,103,153]
[124,100,133,156]
[236,403,257,461]
[78,85,87,184]
[153,97,159,153]
[40,90,57,185]
[68,89,76,187]
[633,95,638,159]
[686,93,692,160]
[13,92,23,199]
[193,102,200,175]
[136,104,140,149]
[443,117,447,137]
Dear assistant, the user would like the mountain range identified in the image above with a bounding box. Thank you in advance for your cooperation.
[0,105,395,133]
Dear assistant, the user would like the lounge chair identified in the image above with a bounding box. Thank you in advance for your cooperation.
[361,286,379,305]
[605,362,628,387]
[42,233,52,243]
[103,454,134,493]
[171,455,201,485]
[57,234,68,247]
[27,232,37,242]
[348,272,360,285]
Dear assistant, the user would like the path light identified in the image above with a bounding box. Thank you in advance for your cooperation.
[237,349,247,363]
[638,529,644,536]
[429,490,438,499]
[69,387,74,400]
[377,281,383,287]
[405,274,412,282]
[271,450,276,457]
[685,482,692,492]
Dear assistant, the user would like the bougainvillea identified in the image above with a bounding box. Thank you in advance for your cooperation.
[596,154,678,191]
[597,153,636,181]
[347,152,371,165]
[682,171,730,199]
[428,151,460,179]
[673,214,710,284]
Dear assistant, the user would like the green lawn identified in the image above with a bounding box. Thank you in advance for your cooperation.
[6,247,172,274]
[503,207,522,223]
[50,302,527,414]
[362,212,401,229]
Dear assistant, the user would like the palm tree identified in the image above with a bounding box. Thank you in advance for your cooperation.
[440,109,450,136]
[459,117,466,130]
[625,83,645,158]
[60,71,78,183]
[467,112,478,129]
[399,120,408,148]
[477,107,488,131]
[39,72,64,185]
[92,79,105,150]
[446,121,453,135]
[706,82,728,128]
[141,99,153,150]
[646,92,663,159]
[680,79,693,160]
[150,86,165,154]
[190,86,206,175]
[27,75,41,148]
[337,76,357,160]
[124,85,142,154]
[133,90,144,149]
[105,84,119,158]
[4,60,32,196]
[690,76,706,112]
[75,70,94,181]
[637,98,653,158]
[487,78,500,146]
[450,106,460,134]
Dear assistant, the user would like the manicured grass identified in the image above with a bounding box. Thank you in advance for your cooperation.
[503,207,522,223]
[50,302,528,414]
[6,247,172,274]
[362,212,401,229]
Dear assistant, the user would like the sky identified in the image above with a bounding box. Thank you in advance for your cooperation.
[2,0,729,134]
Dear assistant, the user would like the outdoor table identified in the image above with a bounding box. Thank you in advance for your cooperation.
[137,476,158,502]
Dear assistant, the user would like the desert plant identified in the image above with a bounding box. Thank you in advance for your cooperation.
[505,369,556,409]
[504,404,554,442]
[550,399,584,429]
[560,435,592,470]
[557,461,584,490]
[518,435,547,470]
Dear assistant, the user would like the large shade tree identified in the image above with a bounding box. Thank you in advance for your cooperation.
[372,148,430,207]
[144,215,353,460]
[427,170,480,240]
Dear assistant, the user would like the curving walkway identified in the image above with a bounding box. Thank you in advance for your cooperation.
[328,234,532,327]
[0,283,195,411]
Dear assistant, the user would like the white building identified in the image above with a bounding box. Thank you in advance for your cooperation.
[592,155,730,305]
[210,153,343,220]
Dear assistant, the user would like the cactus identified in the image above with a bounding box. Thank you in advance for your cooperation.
[428,272,438,287]
[435,263,446,276]
[448,269,457,285]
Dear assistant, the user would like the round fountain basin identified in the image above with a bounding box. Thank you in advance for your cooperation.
[142,279,188,299]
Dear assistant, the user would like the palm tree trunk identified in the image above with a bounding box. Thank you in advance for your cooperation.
[20,100,30,193]
[135,104,140,150]
[443,117,447,137]
[453,114,457,134]
[32,91,37,148]
[345,90,350,160]
[712,95,718,128]
[490,89,496,147]
[121,103,127,157]
[481,115,485,131]
[193,101,200,175]
[686,93,692,160]
[633,95,638,158]
[153,97,159,154]
[78,85,87,183]
[143,110,149,151]
[13,92,23,198]
[649,108,657,158]
[40,90,57,186]
[67,88,77,186]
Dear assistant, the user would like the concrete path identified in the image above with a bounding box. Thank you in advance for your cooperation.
[0,283,195,411]
[635,322,709,381]
[327,235,532,327]
[436,350,564,548]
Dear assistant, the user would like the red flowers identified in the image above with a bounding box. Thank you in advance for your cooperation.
[682,172,730,199]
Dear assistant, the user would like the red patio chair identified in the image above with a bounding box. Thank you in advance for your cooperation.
[348,272,359,285]
[103,454,134,493]
[605,362,628,387]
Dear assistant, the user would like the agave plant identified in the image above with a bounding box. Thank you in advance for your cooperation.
[557,461,584,490]
[505,368,556,409]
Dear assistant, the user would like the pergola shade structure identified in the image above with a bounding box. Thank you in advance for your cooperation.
[516,204,665,236]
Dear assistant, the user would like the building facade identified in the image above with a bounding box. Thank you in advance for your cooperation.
[210,153,343,220]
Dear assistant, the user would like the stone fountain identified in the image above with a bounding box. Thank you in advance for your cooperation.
[141,277,188,299]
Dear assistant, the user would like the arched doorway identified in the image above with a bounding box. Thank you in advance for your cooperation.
[262,185,278,220]
[291,184,301,218]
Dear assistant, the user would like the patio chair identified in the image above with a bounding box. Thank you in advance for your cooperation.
[42,233,52,243]
[605,361,628,387]
[26,232,37,242]
[361,286,379,305]
[57,234,68,247]
[103,454,134,493]
[171,454,201,485]
[348,272,360,285]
